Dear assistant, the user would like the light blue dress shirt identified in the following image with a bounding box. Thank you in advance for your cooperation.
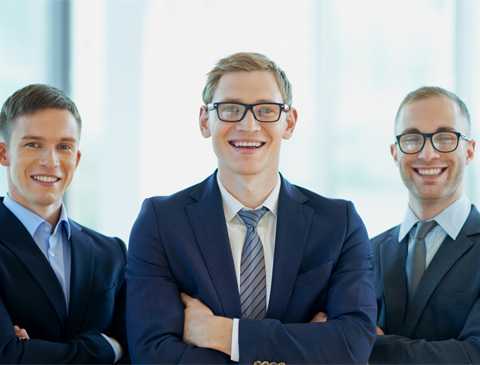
[3,195,71,307]
[399,195,471,268]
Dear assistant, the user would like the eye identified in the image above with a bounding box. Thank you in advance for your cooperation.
[24,142,41,149]
[58,143,73,151]
[257,106,276,115]
[221,104,242,114]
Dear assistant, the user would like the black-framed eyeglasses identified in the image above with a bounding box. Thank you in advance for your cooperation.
[396,131,470,154]
[206,102,290,123]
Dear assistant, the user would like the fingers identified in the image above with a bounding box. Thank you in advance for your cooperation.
[310,311,328,323]
[180,292,194,305]
[14,325,30,340]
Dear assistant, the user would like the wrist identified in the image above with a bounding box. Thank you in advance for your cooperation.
[210,316,232,355]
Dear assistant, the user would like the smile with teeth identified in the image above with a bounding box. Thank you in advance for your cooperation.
[229,140,266,149]
[31,175,60,183]
[413,167,447,176]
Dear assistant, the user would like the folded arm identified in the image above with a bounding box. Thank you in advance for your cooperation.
[0,296,115,364]
[126,199,231,364]
[181,202,377,364]
[371,298,480,364]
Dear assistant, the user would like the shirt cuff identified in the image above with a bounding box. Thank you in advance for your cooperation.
[101,333,123,363]
[230,318,240,362]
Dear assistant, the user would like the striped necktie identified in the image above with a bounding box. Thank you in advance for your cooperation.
[237,207,268,319]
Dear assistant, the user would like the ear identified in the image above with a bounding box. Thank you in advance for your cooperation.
[465,139,476,164]
[75,149,82,168]
[282,107,298,140]
[0,142,10,167]
[199,106,211,138]
[390,143,399,164]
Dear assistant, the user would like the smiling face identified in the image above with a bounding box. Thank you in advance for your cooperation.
[0,108,81,217]
[200,70,297,183]
[391,95,475,210]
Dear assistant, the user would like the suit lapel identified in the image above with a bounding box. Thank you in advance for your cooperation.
[381,228,409,333]
[267,178,313,319]
[0,200,68,324]
[402,206,480,336]
[66,221,94,334]
[185,174,241,317]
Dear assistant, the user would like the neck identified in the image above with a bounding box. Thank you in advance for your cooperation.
[8,193,62,227]
[409,192,461,220]
[218,169,278,209]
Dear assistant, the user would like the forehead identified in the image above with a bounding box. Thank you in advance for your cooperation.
[212,71,283,103]
[396,96,466,133]
[13,108,80,139]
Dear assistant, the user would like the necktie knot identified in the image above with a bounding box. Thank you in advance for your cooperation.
[414,220,437,240]
[238,207,268,229]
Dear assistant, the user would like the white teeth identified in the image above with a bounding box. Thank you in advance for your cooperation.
[32,175,59,183]
[416,168,443,176]
[232,141,263,148]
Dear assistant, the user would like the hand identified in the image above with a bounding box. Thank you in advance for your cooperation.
[180,293,232,355]
[14,325,30,340]
[310,311,328,323]
[376,326,384,335]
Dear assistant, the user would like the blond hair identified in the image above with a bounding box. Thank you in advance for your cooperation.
[202,52,292,105]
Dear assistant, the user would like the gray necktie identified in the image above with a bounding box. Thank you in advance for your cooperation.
[238,207,268,320]
[407,220,437,300]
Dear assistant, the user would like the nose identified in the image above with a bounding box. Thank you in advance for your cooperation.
[237,109,261,132]
[39,147,60,167]
[417,137,440,161]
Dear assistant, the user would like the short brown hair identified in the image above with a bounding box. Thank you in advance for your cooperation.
[395,86,471,133]
[0,84,82,142]
[202,52,292,105]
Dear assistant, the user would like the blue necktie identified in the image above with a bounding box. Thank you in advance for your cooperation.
[238,207,268,319]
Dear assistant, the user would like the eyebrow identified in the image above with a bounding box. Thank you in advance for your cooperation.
[401,126,457,134]
[21,136,78,143]
[214,98,282,104]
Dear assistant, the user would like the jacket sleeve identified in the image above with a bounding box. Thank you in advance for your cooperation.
[104,238,130,364]
[237,201,377,364]
[0,294,115,364]
[126,198,230,364]
[370,297,480,364]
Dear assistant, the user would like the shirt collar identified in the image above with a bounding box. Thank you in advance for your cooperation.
[216,173,281,222]
[398,195,471,241]
[3,195,71,239]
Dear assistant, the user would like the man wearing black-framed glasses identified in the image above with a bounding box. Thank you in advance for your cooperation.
[127,52,376,364]
[370,86,480,364]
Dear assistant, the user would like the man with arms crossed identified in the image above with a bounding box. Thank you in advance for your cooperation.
[127,52,376,364]
[370,87,480,364]
[0,84,128,363]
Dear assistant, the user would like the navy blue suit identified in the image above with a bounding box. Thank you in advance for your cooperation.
[0,198,128,364]
[370,206,480,364]
[127,173,376,364]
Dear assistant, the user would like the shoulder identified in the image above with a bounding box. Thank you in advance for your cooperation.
[144,180,203,212]
[287,182,357,220]
[371,226,399,247]
[69,220,126,258]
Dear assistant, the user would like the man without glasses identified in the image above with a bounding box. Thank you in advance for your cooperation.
[0,84,128,363]
[127,52,376,364]
[370,86,480,364]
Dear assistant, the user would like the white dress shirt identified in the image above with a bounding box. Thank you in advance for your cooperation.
[216,174,281,362]
[399,195,471,268]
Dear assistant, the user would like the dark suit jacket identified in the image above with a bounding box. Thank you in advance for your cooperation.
[126,173,376,364]
[0,198,128,364]
[370,205,480,364]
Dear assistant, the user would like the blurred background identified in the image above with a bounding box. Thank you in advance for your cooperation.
[1,0,480,241]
